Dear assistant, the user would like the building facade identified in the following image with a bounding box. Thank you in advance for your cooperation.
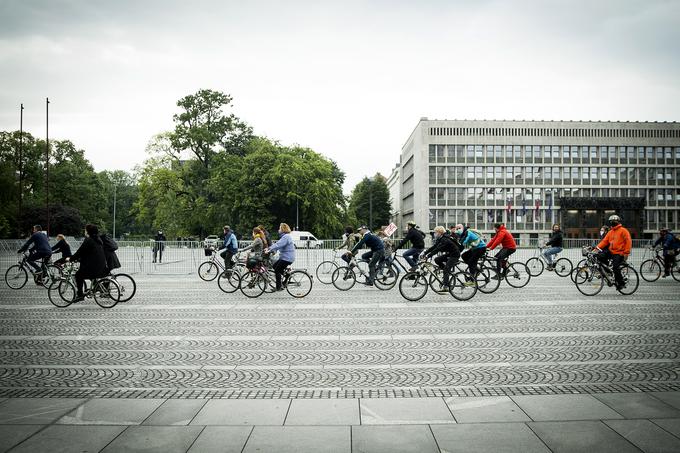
[395,119,680,240]
[386,163,401,233]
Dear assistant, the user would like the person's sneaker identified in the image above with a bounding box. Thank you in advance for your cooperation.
[72,295,85,303]
[438,285,449,292]
[663,273,670,278]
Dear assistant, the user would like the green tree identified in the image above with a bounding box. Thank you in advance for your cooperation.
[348,174,391,231]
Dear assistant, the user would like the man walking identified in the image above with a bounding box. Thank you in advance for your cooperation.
[153,230,166,263]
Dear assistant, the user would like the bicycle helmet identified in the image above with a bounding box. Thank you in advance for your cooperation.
[607,214,621,226]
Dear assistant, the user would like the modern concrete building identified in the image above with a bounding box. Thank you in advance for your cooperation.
[394,119,680,240]
[386,163,401,233]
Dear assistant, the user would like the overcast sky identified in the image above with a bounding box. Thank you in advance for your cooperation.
[1,0,679,191]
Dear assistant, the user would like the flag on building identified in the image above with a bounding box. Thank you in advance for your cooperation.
[521,196,527,216]
[535,199,541,222]
[487,209,493,223]
[506,197,513,215]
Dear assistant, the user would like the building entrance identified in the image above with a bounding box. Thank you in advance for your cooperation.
[559,197,645,239]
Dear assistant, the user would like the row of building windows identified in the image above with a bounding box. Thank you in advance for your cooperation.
[428,145,680,162]
[428,127,680,139]
[428,166,679,183]
[428,187,680,206]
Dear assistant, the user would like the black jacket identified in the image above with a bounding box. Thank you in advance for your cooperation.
[19,232,53,255]
[71,236,109,279]
[424,233,460,258]
[546,231,564,248]
[100,234,121,270]
[395,227,425,250]
[51,239,72,257]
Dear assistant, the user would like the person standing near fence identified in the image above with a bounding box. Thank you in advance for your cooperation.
[152,230,166,263]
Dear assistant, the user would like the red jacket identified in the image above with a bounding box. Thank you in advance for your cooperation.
[597,224,632,256]
[486,226,517,250]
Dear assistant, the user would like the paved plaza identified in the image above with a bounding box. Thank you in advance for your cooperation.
[0,271,679,452]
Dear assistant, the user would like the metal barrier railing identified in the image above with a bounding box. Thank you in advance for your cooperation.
[0,238,657,276]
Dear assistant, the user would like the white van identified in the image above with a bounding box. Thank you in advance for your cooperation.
[288,231,324,249]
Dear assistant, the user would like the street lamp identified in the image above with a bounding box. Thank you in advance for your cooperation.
[112,183,117,239]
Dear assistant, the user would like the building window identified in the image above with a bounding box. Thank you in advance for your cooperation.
[646,147,653,159]
[467,145,474,159]
[627,147,635,159]
[656,147,664,159]
[590,146,598,158]
[601,168,607,179]
[610,168,616,180]
[638,147,645,159]
[562,146,570,159]
[475,145,483,158]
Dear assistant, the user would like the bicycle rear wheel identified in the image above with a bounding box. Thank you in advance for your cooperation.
[617,264,639,295]
[375,264,398,291]
[427,267,448,294]
[672,260,680,282]
[198,261,220,281]
[4,265,27,289]
[286,270,313,298]
[48,280,75,308]
[504,262,531,288]
[331,266,356,291]
[449,272,477,301]
[316,261,338,285]
[554,258,573,277]
[476,266,500,294]
[571,259,587,283]
[217,269,241,293]
[240,271,266,298]
[525,257,544,277]
[398,272,428,301]
[111,273,137,302]
[639,259,661,282]
[574,265,604,296]
[94,278,121,308]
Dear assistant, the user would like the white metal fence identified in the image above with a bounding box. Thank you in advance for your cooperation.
[0,238,656,276]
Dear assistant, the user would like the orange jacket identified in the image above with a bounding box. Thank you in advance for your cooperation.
[597,224,632,256]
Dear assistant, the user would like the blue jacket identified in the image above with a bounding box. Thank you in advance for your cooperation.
[222,232,238,253]
[462,229,486,250]
[18,232,52,255]
[654,232,679,255]
[268,232,295,262]
[351,232,385,254]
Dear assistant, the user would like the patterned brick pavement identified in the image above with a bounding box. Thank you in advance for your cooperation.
[1,273,679,398]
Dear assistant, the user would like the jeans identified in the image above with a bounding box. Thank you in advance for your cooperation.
[542,246,562,266]
[403,248,423,269]
[365,249,385,284]
[495,248,516,275]
[153,248,163,263]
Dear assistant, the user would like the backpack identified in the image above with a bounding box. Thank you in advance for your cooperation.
[466,228,488,245]
[100,234,118,252]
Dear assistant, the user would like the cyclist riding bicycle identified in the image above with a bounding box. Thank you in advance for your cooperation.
[457,224,486,280]
[542,223,564,271]
[241,227,267,269]
[594,214,632,291]
[348,225,384,286]
[485,223,517,277]
[218,225,239,273]
[654,227,680,278]
[334,226,361,264]
[17,224,52,284]
[51,233,72,267]
[377,228,399,275]
[421,225,461,290]
[394,221,426,271]
[67,224,109,302]
[264,223,296,291]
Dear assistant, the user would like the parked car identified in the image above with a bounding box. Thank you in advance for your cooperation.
[204,235,220,248]
[288,231,324,249]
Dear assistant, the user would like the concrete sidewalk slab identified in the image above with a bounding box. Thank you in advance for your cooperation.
[650,418,680,438]
[190,399,290,426]
[652,392,680,411]
[56,398,165,425]
[528,421,642,453]
[351,425,439,453]
[444,396,531,423]
[431,423,551,453]
[243,426,350,453]
[594,393,680,419]
[285,399,360,425]
[360,397,455,425]
[0,425,43,452]
[101,426,203,453]
[143,399,208,426]
[186,426,253,453]
[0,398,86,425]
[604,419,680,453]
[511,394,624,421]
[7,425,126,453]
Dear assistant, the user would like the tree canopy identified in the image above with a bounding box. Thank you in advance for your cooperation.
[347,174,391,231]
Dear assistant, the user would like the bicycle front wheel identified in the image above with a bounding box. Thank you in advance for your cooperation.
[48,280,75,308]
[504,262,531,288]
[286,270,313,298]
[331,266,356,291]
[574,265,604,296]
[449,272,477,301]
[217,269,241,293]
[375,264,398,291]
[525,257,544,277]
[240,271,265,298]
[617,264,640,296]
[398,272,428,301]
[639,259,661,282]
[4,265,28,290]
[672,260,680,282]
[554,258,573,277]
[94,279,121,308]
[476,266,500,294]
[111,273,137,302]
[571,259,587,283]
[198,261,220,281]
[316,261,338,285]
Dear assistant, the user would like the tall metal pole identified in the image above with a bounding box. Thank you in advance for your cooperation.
[295,198,299,231]
[45,97,50,235]
[368,178,373,230]
[18,104,24,235]
[112,184,117,239]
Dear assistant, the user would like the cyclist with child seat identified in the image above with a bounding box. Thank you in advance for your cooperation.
[394,221,426,271]
[456,224,486,279]
[421,225,461,290]
[17,225,52,283]
[653,227,680,278]
[542,224,564,271]
[348,225,385,286]
[485,223,517,276]
[264,223,296,291]
[595,214,632,291]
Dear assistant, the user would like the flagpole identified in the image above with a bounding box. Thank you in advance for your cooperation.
[45,97,50,235]
[18,103,24,235]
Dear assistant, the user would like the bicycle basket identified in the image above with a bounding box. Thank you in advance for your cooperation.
[246,256,263,269]
[204,247,214,257]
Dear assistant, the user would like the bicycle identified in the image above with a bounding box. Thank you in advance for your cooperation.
[316,251,349,284]
[639,247,680,282]
[198,248,245,281]
[481,251,531,288]
[5,252,60,289]
[239,260,313,298]
[525,246,573,277]
[398,257,477,301]
[47,262,121,308]
[573,247,639,296]
[330,253,397,291]
[109,272,137,302]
